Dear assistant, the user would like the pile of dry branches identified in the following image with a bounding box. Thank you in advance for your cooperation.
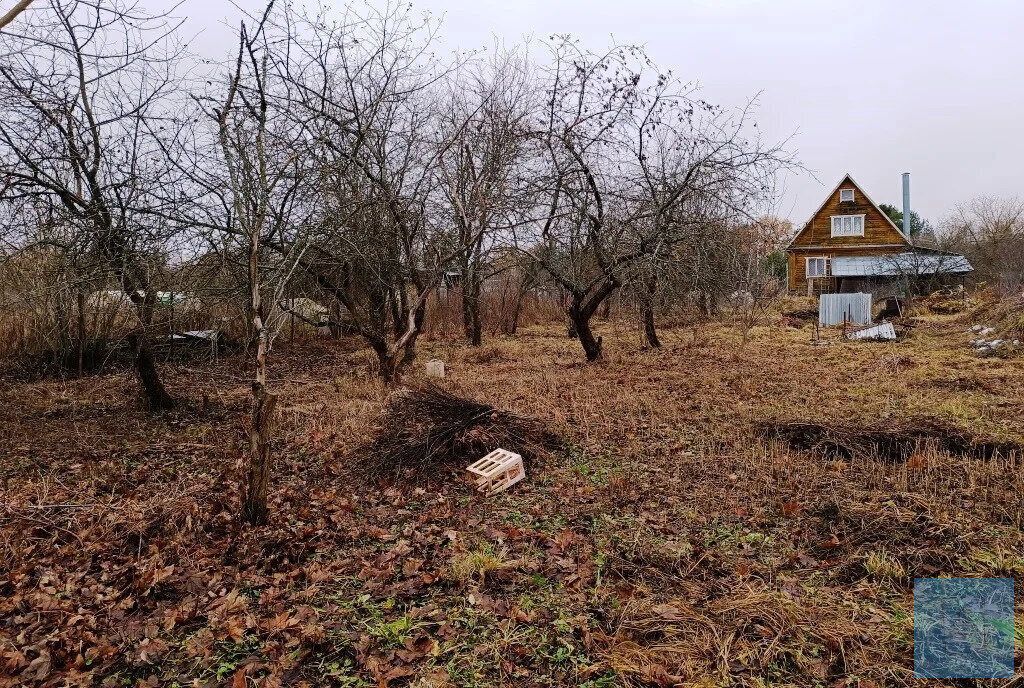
[357,386,559,483]
[758,417,1022,462]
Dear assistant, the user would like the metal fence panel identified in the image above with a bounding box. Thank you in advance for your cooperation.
[819,293,872,326]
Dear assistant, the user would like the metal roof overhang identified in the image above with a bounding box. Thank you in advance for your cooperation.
[830,252,973,278]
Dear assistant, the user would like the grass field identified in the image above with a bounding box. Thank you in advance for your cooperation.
[2,313,1023,687]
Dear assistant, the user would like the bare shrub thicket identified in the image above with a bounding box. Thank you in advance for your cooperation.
[727,216,791,345]
[944,196,1024,294]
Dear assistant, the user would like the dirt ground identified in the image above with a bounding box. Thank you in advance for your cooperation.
[2,314,1023,687]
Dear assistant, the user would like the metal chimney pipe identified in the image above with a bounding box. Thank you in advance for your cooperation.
[901,172,911,237]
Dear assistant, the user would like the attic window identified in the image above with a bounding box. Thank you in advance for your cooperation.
[840,188,855,202]
[831,214,865,237]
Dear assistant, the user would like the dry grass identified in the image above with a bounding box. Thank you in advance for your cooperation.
[447,544,513,586]
[1,311,1023,686]
[864,550,907,582]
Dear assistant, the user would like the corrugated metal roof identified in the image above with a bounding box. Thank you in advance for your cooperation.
[830,252,973,277]
[847,322,897,341]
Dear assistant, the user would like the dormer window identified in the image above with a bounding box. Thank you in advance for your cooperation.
[839,188,855,202]
[831,214,865,237]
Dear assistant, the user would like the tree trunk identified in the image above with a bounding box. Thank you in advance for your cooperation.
[698,290,718,317]
[376,345,397,382]
[77,290,86,377]
[471,312,482,345]
[461,271,483,346]
[507,295,522,335]
[401,300,427,365]
[505,281,527,335]
[399,340,416,368]
[643,301,660,349]
[567,278,618,361]
[242,382,277,526]
[642,276,661,349]
[56,294,69,362]
[461,283,473,340]
[242,238,274,525]
[129,334,174,410]
[469,275,482,346]
[571,311,603,361]
[124,290,174,410]
[370,331,403,383]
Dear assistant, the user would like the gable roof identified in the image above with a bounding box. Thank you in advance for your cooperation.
[786,173,908,250]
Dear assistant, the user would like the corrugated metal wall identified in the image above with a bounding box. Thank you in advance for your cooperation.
[819,293,872,326]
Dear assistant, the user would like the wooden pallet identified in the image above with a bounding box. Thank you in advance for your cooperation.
[466,449,525,495]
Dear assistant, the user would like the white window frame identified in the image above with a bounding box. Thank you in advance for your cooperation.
[806,256,828,278]
[830,214,865,237]
[839,188,855,202]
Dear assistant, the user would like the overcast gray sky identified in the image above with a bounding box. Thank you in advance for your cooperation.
[174,0,1023,227]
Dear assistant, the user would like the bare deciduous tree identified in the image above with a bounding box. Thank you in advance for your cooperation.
[201,2,308,525]
[524,38,789,361]
[438,47,533,346]
[275,4,471,379]
[0,0,182,408]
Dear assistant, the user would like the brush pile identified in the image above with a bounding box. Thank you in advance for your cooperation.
[357,385,558,483]
[916,287,969,314]
[779,299,819,326]
[759,417,1023,462]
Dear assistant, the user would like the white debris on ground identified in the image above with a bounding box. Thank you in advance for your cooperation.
[847,322,897,341]
[425,359,446,378]
[967,324,1021,356]
[465,448,525,495]
[166,329,219,342]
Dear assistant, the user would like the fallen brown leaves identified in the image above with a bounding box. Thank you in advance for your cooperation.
[1,323,1023,686]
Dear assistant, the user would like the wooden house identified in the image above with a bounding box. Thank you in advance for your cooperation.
[785,174,972,294]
